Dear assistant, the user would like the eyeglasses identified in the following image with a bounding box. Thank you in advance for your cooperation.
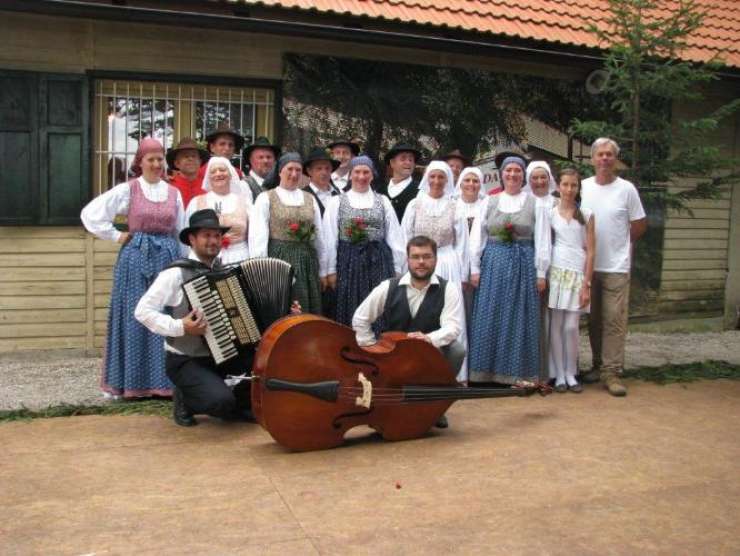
[408,254,435,261]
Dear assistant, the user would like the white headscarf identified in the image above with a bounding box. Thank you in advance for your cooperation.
[524,160,557,196]
[201,156,242,195]
[454,166,485,200]
[418,160,455,199]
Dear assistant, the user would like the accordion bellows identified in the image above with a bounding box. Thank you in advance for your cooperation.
[182,257,294,364]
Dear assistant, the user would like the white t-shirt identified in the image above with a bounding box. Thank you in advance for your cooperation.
[581,176,646,273]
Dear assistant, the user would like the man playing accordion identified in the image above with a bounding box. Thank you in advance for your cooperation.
[135,209,297,426]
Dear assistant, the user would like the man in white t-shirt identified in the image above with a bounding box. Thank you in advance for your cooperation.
[580,138,647,396]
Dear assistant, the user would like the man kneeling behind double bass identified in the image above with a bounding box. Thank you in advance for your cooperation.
[352,235,466,429]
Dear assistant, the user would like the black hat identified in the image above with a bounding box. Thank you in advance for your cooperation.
[244,136,281,163]
[439,148,472,167]
[327,139,360,156]
[178,209,230,246]
[303,147,340,176]
[384,142,422,165]
[166,137,209,170]
[205,123,245,152]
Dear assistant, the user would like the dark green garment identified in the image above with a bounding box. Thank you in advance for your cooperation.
[268,239,322,315]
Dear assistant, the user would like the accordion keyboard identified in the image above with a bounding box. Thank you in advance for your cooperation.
[183,276,239,364]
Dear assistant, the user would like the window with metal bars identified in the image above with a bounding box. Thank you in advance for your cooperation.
[93,78,278,195]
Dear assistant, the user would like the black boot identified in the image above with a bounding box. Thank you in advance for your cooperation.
[173,387,197,427]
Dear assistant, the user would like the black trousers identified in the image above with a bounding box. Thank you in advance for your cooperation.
[165,350,254,418]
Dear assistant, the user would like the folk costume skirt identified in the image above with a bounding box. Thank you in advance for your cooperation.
[335,239,395,331]
[469,239,540,384]
[103,232,180,397]
[268,238,322,315]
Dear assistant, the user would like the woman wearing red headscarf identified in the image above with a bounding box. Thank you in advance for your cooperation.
[81,138,187,399]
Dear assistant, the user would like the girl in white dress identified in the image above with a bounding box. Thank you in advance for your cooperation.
[548,168,595,393]
[402,160,469,382]
[187,156,252,265]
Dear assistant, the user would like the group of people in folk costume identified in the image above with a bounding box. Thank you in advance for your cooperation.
[81,127,646,423]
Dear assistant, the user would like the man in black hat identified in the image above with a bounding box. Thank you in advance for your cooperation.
[134,209,253,426]
[243,136,281,199]
[327,139,360,192]
[205,123,246,177]
[303,147,342,216]
[439,149,472,185]
[377,142,422,223]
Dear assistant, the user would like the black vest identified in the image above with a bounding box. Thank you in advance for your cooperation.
[378,178,419,223]
[382,276,447,334]
[164,258,221,357]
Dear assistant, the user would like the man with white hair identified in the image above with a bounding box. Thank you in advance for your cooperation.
[580,138,647,396]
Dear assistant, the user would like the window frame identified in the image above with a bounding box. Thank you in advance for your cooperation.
[89,70,283,198]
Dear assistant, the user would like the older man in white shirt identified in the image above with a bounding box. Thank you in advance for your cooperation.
[352,235,465,428]
[580,137,647,396]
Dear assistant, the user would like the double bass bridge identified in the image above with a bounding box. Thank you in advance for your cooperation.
[354,372,372,409]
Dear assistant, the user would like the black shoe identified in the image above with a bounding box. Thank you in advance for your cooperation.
[580,369,601,384]
[434,414,449,429]
[173,387,197,427]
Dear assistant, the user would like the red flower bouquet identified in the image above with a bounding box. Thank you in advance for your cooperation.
[344,216,369,244]
[287,221,315,243]
[492,221,515,244]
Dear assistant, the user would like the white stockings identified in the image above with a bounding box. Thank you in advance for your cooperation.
[549,309,580,387]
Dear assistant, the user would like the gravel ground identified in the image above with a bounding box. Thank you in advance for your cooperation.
[1,330,739,411]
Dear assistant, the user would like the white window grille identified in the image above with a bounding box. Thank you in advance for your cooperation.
[93,79,276,194]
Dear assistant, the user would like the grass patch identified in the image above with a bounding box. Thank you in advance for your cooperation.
[0,400,171,422]
[624,360,740,384]
[2,360,739,422]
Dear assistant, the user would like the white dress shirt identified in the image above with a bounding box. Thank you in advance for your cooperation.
[134,252,216,354]
[248,185,327,276]
[309,182,337,209]
[322,189,406,275]
[80,177,187,244]
[331,170,349,191]
[249,170,265,187]
[352,273,463,348]
[386,176,413,198]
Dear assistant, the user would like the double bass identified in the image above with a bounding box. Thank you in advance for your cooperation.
[251,314,547,452]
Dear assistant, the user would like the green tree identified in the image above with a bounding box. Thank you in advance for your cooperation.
[569,0,739,309]
[571,0,740,209]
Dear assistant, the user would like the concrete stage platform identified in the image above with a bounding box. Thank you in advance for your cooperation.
[1,380,739,555]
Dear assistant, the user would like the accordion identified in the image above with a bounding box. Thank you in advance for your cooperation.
[182,257,294,364]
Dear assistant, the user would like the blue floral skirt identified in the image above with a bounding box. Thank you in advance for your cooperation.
[335,240,395,332]
[469,240,540,384]
[102,232,180,397]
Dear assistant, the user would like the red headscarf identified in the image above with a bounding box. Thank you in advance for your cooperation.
[130,137,165,178]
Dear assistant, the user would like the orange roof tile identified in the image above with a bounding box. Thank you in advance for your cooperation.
[231,0,740,69]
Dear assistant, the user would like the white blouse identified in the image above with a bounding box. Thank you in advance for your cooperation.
[402,194,469,279]
[80,177,187,245]
[469,191,551,278]
[248,185,327,276]
[322,189,406,275]
[550,206,592,272]
[455,197,487,222]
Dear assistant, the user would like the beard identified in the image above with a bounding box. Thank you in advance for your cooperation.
[409,267,434,281]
